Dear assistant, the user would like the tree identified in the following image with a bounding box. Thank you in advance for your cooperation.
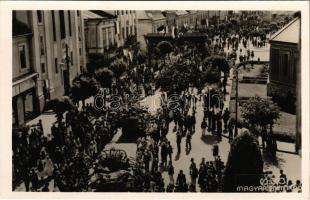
[110,59,127,79]
[70,74,100,106]
[223,130,264,192]
[44,96,76,122]
[94,67,114,88]
[135,50,147,65]
[204,55,230,74]
[241,96,280,132]
[156,41,173,64]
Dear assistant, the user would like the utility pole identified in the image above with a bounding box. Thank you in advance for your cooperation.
[65,44,70,95]
[235,66,239,136]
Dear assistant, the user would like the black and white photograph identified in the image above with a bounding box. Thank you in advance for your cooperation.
[0,1,308,196]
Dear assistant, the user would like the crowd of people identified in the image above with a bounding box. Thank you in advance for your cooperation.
[12,12,302,192]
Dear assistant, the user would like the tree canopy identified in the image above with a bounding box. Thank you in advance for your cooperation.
[223,130,264,192]
[241,96,280,129]
[70,74,100,105]
[94,67,114,88]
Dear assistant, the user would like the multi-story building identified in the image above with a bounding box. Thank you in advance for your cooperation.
[83,11,117,54]
[136,11,167,51]
[103,10,137,47]
[12,10,86,126]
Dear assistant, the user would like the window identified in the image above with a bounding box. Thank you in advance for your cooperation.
[41,63,46,73]
[18,45,26,69]
[40,36,45,55]
[77,10,80,16]
[126,26,129,37]
[51,11,56,41]
[79,48,82,56]
[117,11,119,15]
[78,26,82,41]
[68,11,72,36]
[130,25,133,35]
[37,11,43,23]
[126,10,128,14]
[121,11,124,15]
[122,27,125,40]
[59,10,66,39]
[55,58,58,73]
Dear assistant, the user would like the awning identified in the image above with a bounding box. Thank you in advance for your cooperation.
[12,73,38,97]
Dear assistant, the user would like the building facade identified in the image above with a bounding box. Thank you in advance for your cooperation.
[12,10,86,126]
[83,11,117,54]
[103,10,137,47]
[136,11,167,51]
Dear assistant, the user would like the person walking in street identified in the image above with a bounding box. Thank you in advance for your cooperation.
[211,109,216,134]
[222,108,230,132]
[212,144,219,161]
[143,151,151,172]
[167,161,175,185]
[198,158,207,191]
[176,170,187,192]
[152,156,159,173]
[186,132,192,150]
[261,127,267,150]
[176,131,182,154]
[207,108,212,132]
[189,158,198,189]
[201,118,207,137]
[190,114,196,133]
[160,141,168,167]
[167,141,173,162]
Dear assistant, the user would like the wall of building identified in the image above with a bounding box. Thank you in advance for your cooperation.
[13,10,86,125]
[84,19,116,54]
[267,42,298,111]
[115,10,137,47]
[137,19,153,51]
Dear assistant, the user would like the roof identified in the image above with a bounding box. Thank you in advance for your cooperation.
[270,17,300,44]
[175,10,188,16]
[83,11,107,19]
[147,11,166,20]
[91,10,117,19]
[137,11,166,21]
[12,18,32,37]
[136,11,150,20]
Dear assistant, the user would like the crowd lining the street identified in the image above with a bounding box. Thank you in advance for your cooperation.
[12,12,301,192]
